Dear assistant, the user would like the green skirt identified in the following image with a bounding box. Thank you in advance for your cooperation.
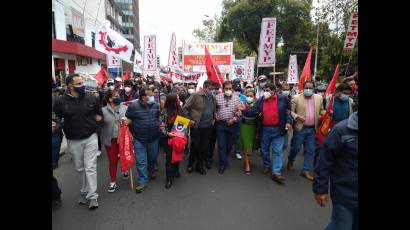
[239,123,257,150]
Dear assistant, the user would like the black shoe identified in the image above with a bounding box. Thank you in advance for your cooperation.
[187,166,194,173]
[218,167,225,175]
[165,178,173,189]
[52,198,62,210]
[205,161,212,169]
[175,171,181,178]
[196,166,207,175]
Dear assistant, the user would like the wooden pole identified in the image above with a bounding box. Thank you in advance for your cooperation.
[273,64,276,85]
[129,169,134,191]
[211,64,223,88]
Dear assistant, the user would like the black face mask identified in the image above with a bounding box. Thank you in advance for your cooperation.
[73,85,85,98]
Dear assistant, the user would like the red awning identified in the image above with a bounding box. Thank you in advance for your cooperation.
[52,39,106,60]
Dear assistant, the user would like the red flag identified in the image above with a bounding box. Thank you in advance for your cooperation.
[122,70,131,81]
[204,47,224,87]
[298,48,313,93]
[95,67,109,86]
[316,64,340,144]
[118,124,136,173]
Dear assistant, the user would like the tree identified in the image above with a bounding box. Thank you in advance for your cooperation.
[192,15,220,42]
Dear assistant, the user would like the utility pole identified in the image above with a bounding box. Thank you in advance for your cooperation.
[313,1,320,81]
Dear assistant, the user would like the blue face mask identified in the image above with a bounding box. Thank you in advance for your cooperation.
[339,94,350,101]
[281,91,290,97]
[303,89,313,97]
[112,97,122,105]
[147,96,156,104]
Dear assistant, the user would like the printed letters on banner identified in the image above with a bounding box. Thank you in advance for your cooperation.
[244,57,256,82]
[258,18,276,67]
[168,33,178,67]
[287,55,299,83]
[343,12,358,50]
[144,35,157,72]
[133,50,143,73]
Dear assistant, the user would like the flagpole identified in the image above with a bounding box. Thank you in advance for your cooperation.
[211,64,223,88]
[273,64,276,85]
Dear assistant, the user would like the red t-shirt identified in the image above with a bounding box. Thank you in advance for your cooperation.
[263,94,279,126]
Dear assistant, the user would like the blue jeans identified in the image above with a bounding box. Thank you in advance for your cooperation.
[325,200,358,230]
[217,122,237,168]
[232,120,241,155]
[260,127,285,175]
[282,130,289,152]
[288,127,316,173]
[133,138,159,185]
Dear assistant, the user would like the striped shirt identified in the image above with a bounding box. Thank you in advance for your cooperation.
[215,94,241,121]
[304,96,315,126]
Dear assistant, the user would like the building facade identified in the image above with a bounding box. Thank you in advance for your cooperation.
[114,0,140,51]
[52,0,107,85]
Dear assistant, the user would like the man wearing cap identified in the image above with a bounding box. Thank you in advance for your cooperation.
[114,77,123,92]
[255,75,268,99]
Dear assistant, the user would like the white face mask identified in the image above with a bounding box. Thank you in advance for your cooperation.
[108,85,115,91]
[188,89,195,94]
[124,87,132,93]
[224,90,233,97]
[263,92,272,99]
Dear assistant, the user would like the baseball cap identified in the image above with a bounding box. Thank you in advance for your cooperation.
[258,75,267,80]
[107,79,114,84]
[115,77,123,82]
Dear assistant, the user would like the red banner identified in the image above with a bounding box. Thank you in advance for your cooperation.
[118,124,136,173]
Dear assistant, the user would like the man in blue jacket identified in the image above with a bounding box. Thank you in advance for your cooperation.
[125,86,161,193]
[255,83,293,184]
[313,111,358,230]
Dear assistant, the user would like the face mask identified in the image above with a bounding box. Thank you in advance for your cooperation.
[147,96,156,105]
[108,85,115,91]
[246,97,254,104]
[188,89,195,94]
[281,91,290,97]
[263,92,272,99]
[112,97,122,105]
[224,90,233,97]
[259,82,266,88]
[303,89,314,97]
[73,85,85,97]
[339,94,350,101]
[125,87,132,93]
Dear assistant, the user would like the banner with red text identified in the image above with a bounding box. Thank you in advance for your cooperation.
[144,35,157,73]
[182,41,233,74]
[343,12,358,50]
[244,56,256,82]
[287,55,299,84]
[257,18,276,67]
[168,32,178,67]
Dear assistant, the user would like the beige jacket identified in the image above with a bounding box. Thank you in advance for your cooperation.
[291,94,326,132]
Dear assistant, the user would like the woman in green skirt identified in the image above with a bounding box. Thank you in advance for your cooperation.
[240,89,259,174]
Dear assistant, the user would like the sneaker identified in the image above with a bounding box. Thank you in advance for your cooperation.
[235,153,242,160]
[135,184,146,193]
[88,199,99,210]
[78,196,88,205]
[122,172,129,180]
[107,182,118,193]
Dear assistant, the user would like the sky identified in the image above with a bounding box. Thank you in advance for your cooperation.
[139,0,223,66]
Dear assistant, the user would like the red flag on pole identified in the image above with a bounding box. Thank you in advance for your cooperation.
[95,67,109,86]
[298,48,313,93]
[316,64,340,144]
[122,70,131,81]
[204,47,224,87]
[118,124,136,173]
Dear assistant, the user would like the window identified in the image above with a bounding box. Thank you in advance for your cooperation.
[52,11,56,39]
[91,32,95,48]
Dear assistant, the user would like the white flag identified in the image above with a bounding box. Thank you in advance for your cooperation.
[168,32,178,67]
[230,60,246,80]
[143,35,157,73]
[257,18,276,67]
[95,21,133,63]
[133,50,143,73]
[107,54,122,68]
[287,55,299,83]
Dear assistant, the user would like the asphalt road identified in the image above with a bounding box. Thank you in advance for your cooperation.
[52,138,331,230]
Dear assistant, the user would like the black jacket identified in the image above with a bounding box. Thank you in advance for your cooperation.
[53,92,103,140]
[313,112,358,209]
[125,101,160,143]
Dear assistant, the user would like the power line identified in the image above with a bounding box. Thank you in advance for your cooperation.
[55,0,104,26]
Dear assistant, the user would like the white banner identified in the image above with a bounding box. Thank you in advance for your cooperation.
[95,20,133,63]
[230,60,246,80]
[182,41,233,74]
[244,56,256,82]
[107,54,122,68]
[287,55,299,83]
[257,18,276,67]
[133,50,143,73]
[343,12,358,50]
[144,35,157,72]
[168,32,178,67]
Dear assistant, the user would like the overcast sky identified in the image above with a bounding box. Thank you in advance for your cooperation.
[139,0,223,66]
[139,0,322,66]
